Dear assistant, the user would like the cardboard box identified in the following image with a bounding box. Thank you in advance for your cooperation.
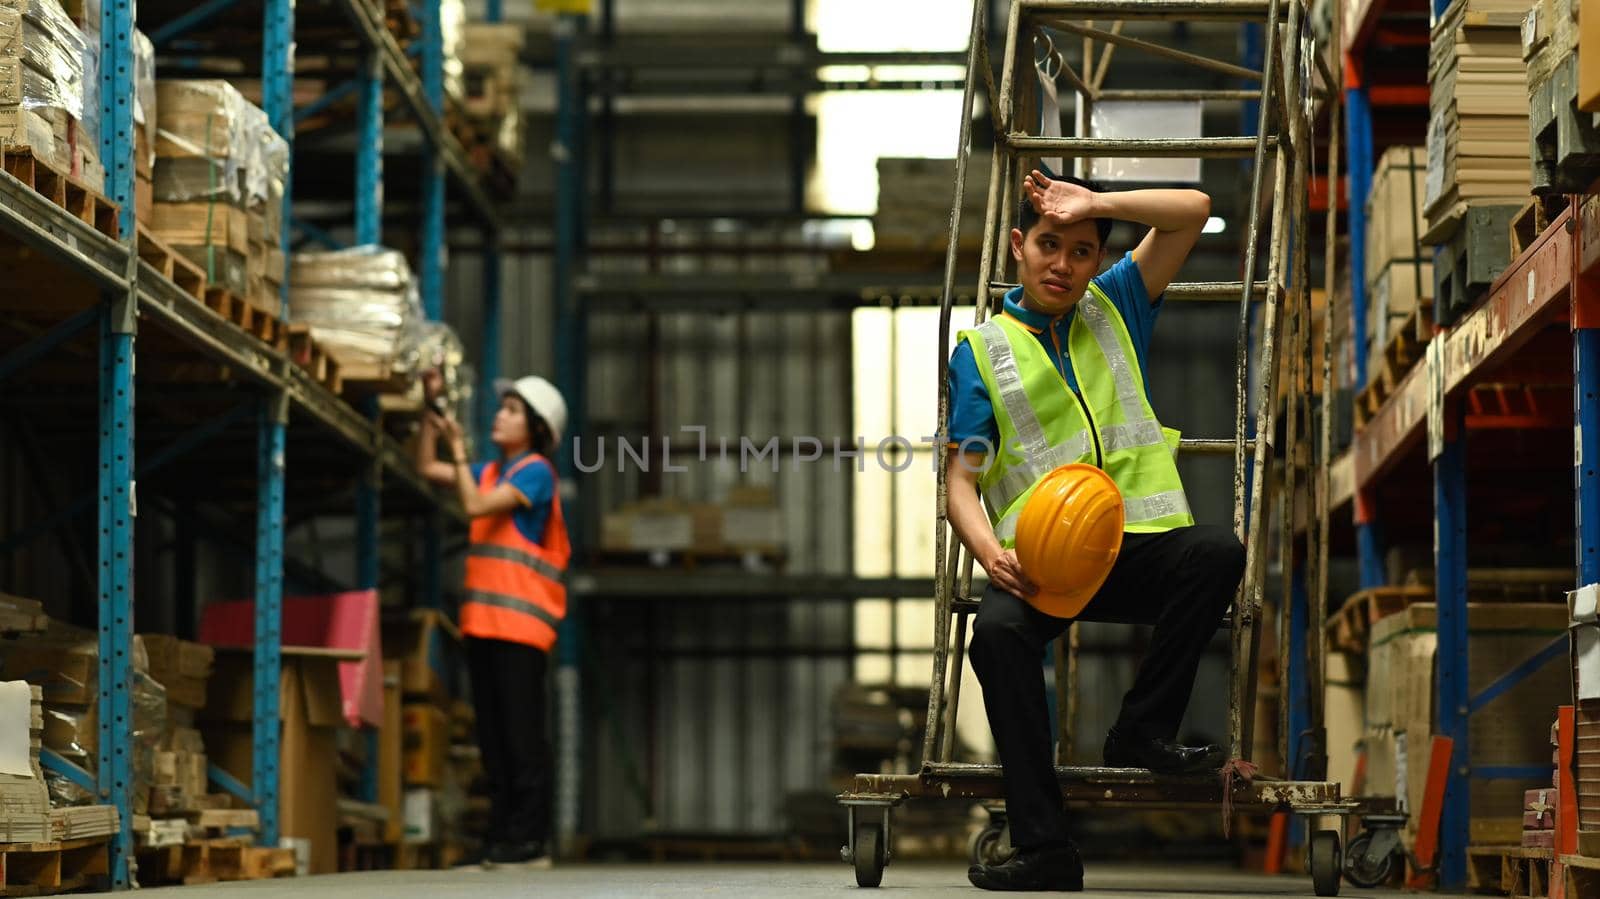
[1582,0,1600,110]
[201,649,343,875]
[1,640,98,705]
[0,106,53,158]
[135,172,152,222]
[1367,261,1434,334]
[402,788,436,844]
[155,80,246,159]
[1368,603,1569,844]
[402,703,448,787]
[378,661,403,843]
[1325,651,1366,795]
[382,609,456,702]
[142,633,214,710]
[150,202,249,255]
[1365,146,1429,285]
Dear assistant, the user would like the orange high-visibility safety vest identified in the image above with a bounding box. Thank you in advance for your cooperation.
[460,454,571,651]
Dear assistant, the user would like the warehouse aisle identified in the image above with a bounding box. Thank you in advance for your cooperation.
[104,863,1460,897]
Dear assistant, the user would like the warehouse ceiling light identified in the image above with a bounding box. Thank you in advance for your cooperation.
[808,0,966,215]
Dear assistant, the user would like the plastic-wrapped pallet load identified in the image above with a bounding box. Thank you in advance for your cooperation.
[63,0,99,189]
[416,320,475,435]
[0,0,84,172]
[0,623,167,814]
[459,21,525,169]
[133,28,154,219]
[237,100,288,315]
[154,79,251,292]
[153,79,287,311]
[289,246,425,385]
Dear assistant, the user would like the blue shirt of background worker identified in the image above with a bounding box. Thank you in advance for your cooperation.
[471,453,555,545]
[945,251,1163,448]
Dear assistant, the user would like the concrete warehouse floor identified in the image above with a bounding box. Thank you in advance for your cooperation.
[100,863,1465,897]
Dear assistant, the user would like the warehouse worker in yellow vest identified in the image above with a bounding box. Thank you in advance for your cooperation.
[948,171,1245,892]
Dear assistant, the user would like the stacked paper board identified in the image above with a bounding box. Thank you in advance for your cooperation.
[1423,0,1534,242]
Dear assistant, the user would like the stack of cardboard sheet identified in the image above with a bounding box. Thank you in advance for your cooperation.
[0,682,49,843]
[1423,0,1534,242]
[0,591,46,635]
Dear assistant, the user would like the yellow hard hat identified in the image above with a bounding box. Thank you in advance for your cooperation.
[1013,464,1125,619]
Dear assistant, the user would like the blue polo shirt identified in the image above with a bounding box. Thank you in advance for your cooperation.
[470,454,556,545]
[946,252,1162,447]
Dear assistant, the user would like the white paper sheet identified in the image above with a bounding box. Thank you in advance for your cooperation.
[1570,583,1599,623]
[1577,625,1600,701]
[0,680,34,776]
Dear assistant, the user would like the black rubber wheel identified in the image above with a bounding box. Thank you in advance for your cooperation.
[968,823,1014,867]
[1310,829,1343,897]
[1342,831,1393,888]
[853,821,885,888]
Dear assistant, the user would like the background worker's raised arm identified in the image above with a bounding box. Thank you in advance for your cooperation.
[946,448,1036,598]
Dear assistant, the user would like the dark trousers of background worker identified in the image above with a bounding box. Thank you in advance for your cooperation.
[969,524,1245,852]
[467,635,551,849]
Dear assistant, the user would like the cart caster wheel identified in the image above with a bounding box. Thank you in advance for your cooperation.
[853,820,886,888]
[968,822,1014,867]
[1342,830,1395,888]
[1309,829,1342,897]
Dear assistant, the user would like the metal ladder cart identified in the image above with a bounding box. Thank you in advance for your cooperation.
[837,1,1385,894]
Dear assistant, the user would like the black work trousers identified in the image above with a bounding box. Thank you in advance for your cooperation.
[968,524,1244,850]
[466,635,551,847]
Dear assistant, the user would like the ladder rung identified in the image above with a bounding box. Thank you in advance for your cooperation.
[1005,135,1270,158]
[1021,0,1281,22]
[987,280,1273,302]
[1178,438,1247,456]
[947,599,1235,631]
[1095,89,1263,102]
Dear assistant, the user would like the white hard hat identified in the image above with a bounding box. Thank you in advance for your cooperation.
[495,376,568,445]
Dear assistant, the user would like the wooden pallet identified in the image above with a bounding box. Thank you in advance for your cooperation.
[1561,854,1600,898]
[198,287,287,350]
[1354,301,1435,430]
[1,147,119,239]
[136,838,294,886]
[1325,585,1433,653]
[285,324,343,393]
[1467,844,1552,897]
[136,226,207,300]
[0,837,109,896]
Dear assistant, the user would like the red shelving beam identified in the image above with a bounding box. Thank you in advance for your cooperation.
[1331,201,1584,507]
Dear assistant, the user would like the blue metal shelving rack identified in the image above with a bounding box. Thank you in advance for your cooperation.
[0,0,501,886]
[1331,0,1596,877]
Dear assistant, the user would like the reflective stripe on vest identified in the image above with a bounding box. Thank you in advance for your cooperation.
[961,285,1194,538]
[974,322,1095,517]
[467,543,566,582]
[462,588,563,629]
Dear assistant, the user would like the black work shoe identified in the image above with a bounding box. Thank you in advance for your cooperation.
[489,840,553,869]
[1103,727,1225,775]
[451,846,493,870]
[967,843,1084,891]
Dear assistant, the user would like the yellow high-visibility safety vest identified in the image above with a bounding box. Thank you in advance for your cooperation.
[958,283,1194,545]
